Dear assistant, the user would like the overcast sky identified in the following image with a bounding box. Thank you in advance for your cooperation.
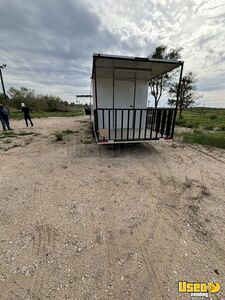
[0,0,225,106]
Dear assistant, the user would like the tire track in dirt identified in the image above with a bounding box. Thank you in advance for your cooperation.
[136,226,166,300]
[164,143,225,193]
[107,147,171,299]
[113,151,169,299]
[14,167,44,299]
[97,162,160,299]
[2,149,48,299]
[150,148,210,241]
[169,145,225,260]
[183,142,225,165]
[146,144,225,298]
[141,151,183,236]
[0,184,35,300]
[122,163,167,299]
[134,147,190,299]
[27,184,59,299]
[161,143,195,164]
[32,223,58,260]
[101,209,122,299]
[1,118,89,299]
[98,168,127,299]
[5,147,59,299]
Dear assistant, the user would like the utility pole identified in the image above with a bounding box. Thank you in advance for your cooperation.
[0,64,7,106]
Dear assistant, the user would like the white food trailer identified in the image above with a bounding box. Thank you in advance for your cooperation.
[91,53,183,144]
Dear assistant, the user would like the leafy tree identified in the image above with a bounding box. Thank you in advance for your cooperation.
[8,87,35,99]
[6,86,78,112]
[168,72,199,119]
[8,87,35,109]
[149,45,182,108]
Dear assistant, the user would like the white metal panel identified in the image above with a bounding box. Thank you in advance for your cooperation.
[135,80,148,108]
[96,78,113,129]
[114,80,134,108]
[135,80,148,128]
[96,78,113,108]
[114,80,134,128]
[95,79,149,130]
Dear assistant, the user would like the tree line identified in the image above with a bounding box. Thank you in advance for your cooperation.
[0,87,79,112]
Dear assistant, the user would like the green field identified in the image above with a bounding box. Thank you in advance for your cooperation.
[175,108,225,149]
[9,109,84,120]
[176,129,225,149]
[176,107,225,130]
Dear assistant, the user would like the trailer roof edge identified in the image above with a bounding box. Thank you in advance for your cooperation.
[91,53,183,78]
[93,53,184,64]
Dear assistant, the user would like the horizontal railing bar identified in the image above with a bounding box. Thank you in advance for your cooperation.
[113,138,161,142]
[96,108,175,110]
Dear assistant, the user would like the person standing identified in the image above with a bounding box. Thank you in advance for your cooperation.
[0,104,13,131]
[21,103,33,127]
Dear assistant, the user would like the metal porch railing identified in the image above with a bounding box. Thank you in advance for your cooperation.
[94,108,176,143]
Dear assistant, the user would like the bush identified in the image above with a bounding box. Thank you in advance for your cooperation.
[210,114,217,120]
[186,121,199,128]
[7,87,78,112]
[62,129,75,135]
[204,125,214,130]
[193,129,202,134]
[176,118,186,126]
[54,129,78,141]
[54,131,64,141]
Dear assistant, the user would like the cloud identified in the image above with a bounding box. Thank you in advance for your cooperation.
[0,0,122,99]
[0,0,224,106]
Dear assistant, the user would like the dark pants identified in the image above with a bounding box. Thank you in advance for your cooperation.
[24,114,33,127]
[1,116,11,130]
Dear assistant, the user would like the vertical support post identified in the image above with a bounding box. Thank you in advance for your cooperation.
[89,91,91,120]
[133,109,136,140]
[112,59,115,128]
[108,109,111,140]
[115,109,117,140]
[133,78,136,108]
[132,71,137,131]
[121,109,124,140]
[144,109,148,139]
[161,109,167,137]
[94,109,98,135]
[171,63,183,138]
[150,109,155,139]
[155,109,162,139]
[0,67,8,109]
[94,58,99,138]
[102,109,105,129]
[166,109,173,137]
[127,109,130,140]
[139,109,142,139]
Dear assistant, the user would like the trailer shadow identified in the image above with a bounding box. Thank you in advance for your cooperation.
[97,142,159,160]
[66,125,161,164]
[75,120,160,160]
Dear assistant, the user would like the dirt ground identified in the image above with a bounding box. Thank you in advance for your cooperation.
[0,116,225,300]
